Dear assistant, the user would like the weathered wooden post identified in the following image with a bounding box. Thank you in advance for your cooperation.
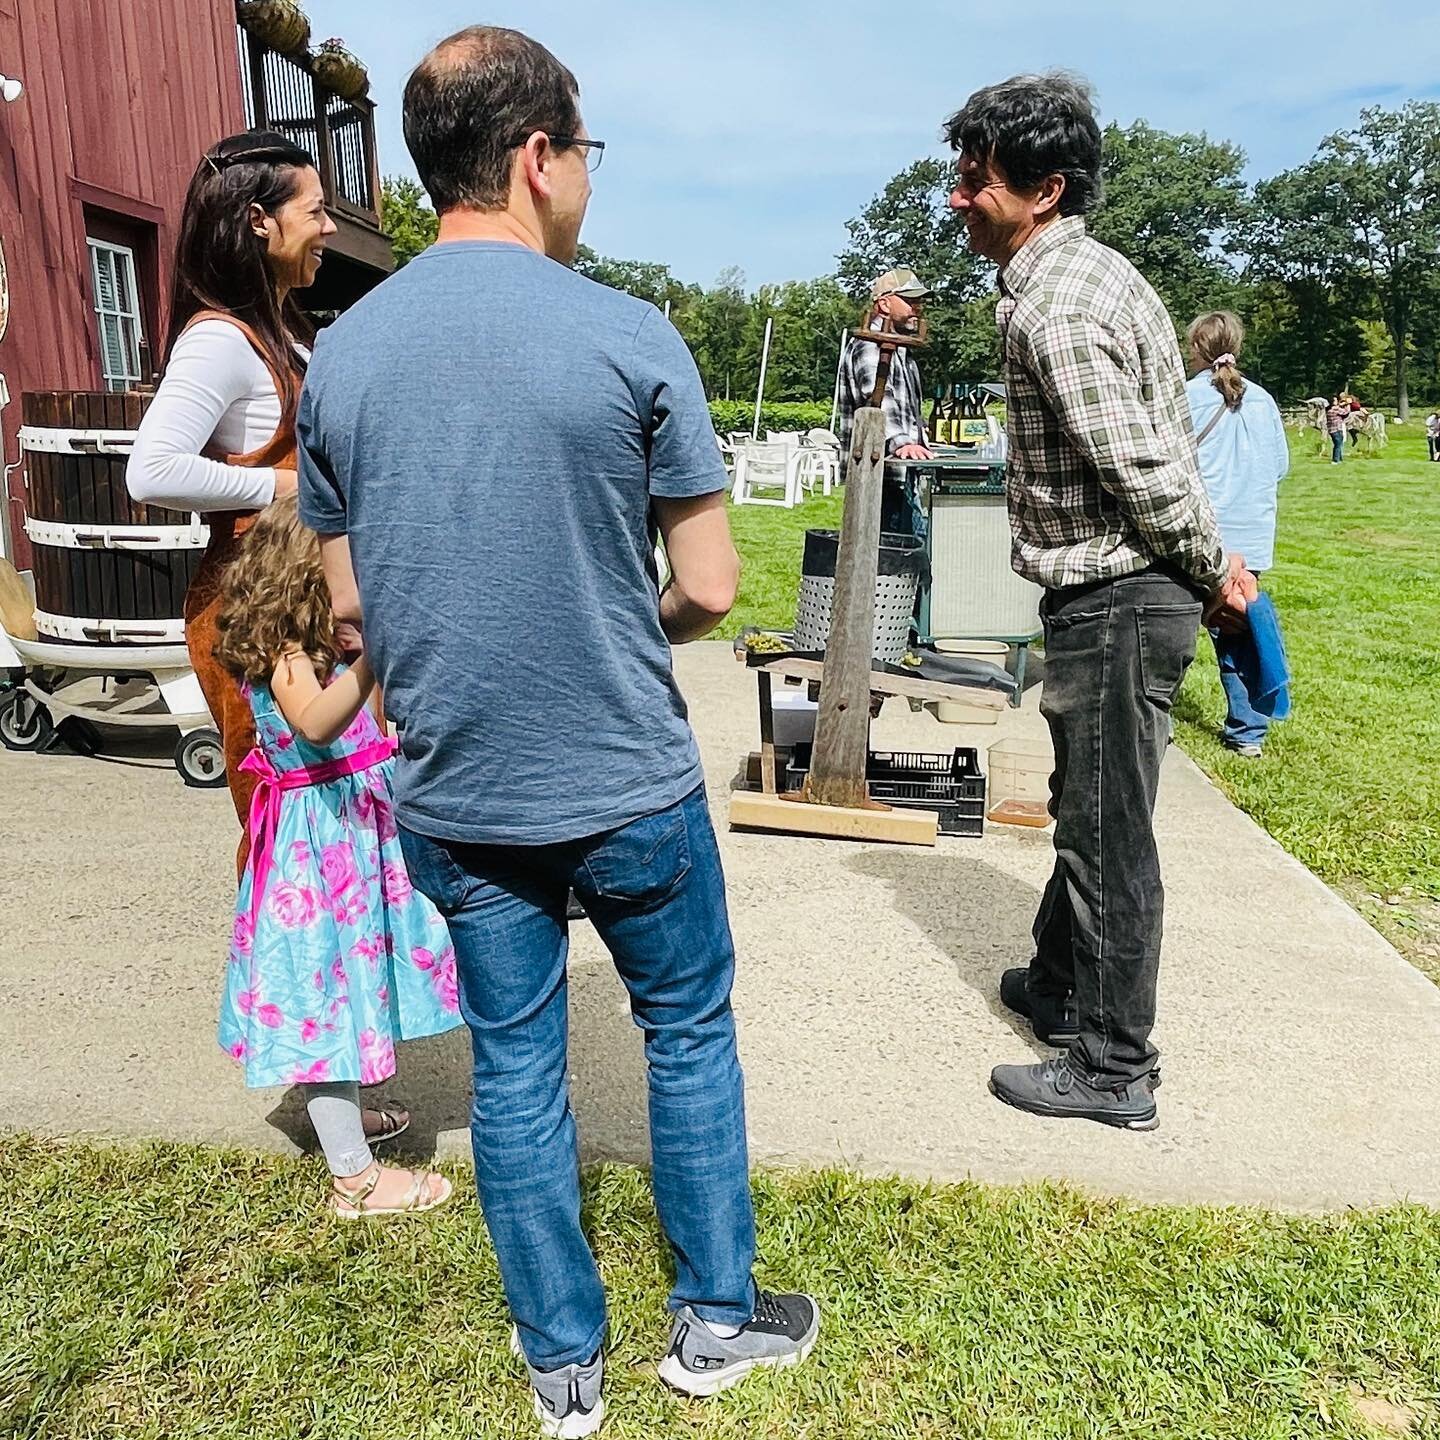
[802,317,926,809]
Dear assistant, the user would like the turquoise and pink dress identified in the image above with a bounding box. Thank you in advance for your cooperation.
[218,672,462,1088]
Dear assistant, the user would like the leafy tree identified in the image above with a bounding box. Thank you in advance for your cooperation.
[1239,279,1368,403]
[690,267,750,399]
[746,278,854,404]
[1089,121,1248,328]
[573,246,688,311]
[1255,104,1440,416]
[380,176,438,267]
[837,158,997,393]
[839,125,1250,397]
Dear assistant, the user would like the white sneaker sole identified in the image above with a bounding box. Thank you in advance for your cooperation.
[532,1392,605,1439]
[510,1327,606,1438]
[656,1304,821,1398]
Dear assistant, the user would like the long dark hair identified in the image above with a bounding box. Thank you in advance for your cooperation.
[166,129,316,407]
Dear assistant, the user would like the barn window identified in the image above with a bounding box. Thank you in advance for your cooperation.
[87,239,145,392]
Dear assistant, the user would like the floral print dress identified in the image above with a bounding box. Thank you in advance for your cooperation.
[218,674,462,1087]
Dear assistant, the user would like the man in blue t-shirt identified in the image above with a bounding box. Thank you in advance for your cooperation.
[297,24,817,1434]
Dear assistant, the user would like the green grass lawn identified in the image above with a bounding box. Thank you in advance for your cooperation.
[8,431,1439,1440]
[726,426,1440,975]
[5,1133,1440,1439]
[1170,422,1440,974]
[728,488,843,633]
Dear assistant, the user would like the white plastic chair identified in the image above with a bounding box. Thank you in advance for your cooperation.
[800,428,842,495]
[715,432,739,475]
[730,441,803,507]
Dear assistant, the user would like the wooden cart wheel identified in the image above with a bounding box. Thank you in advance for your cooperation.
[175,727,227,788]
[0,688,53,752]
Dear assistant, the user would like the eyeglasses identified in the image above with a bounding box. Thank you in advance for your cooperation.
[513,131,606,173]
[952,171,1006,199]
[551,135,605,172]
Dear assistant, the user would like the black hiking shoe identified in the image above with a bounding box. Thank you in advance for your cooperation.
[990,1054,1161,1131]
[999,966,1080,1048]
[657,1289,819,1398]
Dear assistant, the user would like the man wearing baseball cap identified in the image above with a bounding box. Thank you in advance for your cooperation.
[836,267,934,533]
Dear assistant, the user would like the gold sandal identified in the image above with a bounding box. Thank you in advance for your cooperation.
[362,1105,410,1145]
[330,1163,453,1220]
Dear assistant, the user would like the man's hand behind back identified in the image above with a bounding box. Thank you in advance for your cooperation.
[1204,553,1258,634]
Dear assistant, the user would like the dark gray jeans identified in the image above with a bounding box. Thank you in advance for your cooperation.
[1029,569,1203,1081]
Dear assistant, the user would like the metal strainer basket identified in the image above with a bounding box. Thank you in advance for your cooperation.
[792,529,925,665]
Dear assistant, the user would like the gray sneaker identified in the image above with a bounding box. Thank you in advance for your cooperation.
[509,1328,605,1438]
[990,1054,1160,1131]
[657,1289,820,1398]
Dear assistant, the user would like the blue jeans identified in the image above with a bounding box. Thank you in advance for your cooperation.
[398,786,756,1370]
[1209,625,1270,749]
[1331,430,1345,462]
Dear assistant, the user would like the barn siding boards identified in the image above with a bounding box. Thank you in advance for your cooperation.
[0,0,246,570]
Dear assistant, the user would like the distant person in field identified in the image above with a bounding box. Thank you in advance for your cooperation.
[1326,394,1349,463]
[1184,311,1290,758]
[1425,410,1440,462]
[1347,394,1368,449]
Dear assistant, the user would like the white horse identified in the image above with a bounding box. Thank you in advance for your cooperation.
[1298,397,1330,455]
[1353,410,1387,456]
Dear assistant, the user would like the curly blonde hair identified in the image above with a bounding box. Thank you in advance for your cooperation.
[214,493,339,684]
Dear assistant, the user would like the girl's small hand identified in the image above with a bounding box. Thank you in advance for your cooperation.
[334,619,364,657]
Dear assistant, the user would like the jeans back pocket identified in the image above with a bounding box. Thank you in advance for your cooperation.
[397,826,471,917]
[582,799,693,904]
[1134,603,1202,709]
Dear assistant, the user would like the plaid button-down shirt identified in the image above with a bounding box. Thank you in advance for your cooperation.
[837,320,927,460]
[996,216,1227,591]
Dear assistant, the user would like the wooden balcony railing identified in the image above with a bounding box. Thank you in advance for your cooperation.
[237,26,383,232]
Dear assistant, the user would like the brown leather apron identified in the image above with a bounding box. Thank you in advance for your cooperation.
[179,312,300,876]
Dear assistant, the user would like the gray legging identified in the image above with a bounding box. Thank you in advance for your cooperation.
[305,1082,373,1178]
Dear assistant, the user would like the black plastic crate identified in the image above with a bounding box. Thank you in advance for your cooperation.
[784,745,986,837]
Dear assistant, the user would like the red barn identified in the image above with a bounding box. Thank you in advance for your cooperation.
[0,0,394,573]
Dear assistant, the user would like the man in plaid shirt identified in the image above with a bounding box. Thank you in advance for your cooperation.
[944,72,1251,1131]
[837,268,933,533]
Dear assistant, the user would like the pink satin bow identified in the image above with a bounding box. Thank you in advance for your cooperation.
[239,735,397,932]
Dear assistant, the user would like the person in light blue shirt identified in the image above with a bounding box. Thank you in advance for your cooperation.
[1184,311,1290,756]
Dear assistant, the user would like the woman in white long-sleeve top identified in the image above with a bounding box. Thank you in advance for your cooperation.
[1184,311,1290,757]
[128,130,335,864]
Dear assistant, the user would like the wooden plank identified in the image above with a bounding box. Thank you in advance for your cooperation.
[729,789,938,847]
[803,405,886,808]
[757,670,777,795]
[752,656,1008,710]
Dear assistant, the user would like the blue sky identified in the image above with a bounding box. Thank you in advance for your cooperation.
[304,1,1440,290]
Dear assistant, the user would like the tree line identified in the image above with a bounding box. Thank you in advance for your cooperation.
[382,99,1440,418]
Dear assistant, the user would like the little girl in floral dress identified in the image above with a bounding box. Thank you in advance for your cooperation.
[213,494,462,1218]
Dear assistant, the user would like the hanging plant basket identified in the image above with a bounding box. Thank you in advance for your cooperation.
[313,39,370,102]
[236,0,311,55]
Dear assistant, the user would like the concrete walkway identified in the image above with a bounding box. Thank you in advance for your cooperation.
[2,643,1437,1213]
